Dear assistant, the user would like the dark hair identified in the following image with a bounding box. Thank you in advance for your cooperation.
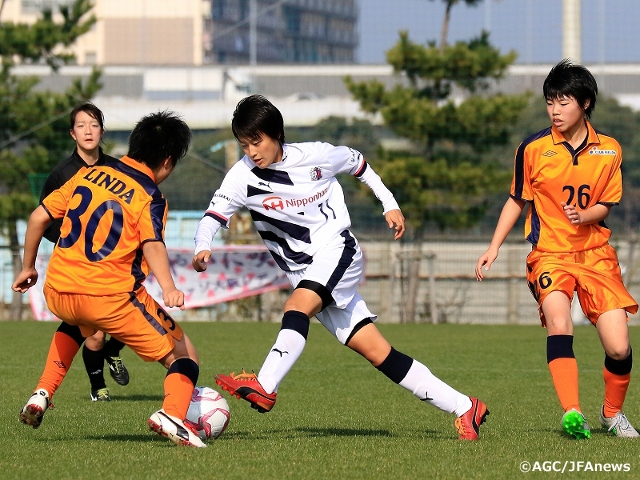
[232,94,285,144]
[70,102,105,131]
[127,110,191,170]
[543,58,598,119]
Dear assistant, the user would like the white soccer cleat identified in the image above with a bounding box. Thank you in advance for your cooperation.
[148,409,207,448]
[20,388,51,429]
[600,407,640,438]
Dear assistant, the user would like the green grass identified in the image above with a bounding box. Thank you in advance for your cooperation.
[2,321,640,479]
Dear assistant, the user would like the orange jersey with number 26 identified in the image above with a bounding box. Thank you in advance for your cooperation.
[41,155,167,295]
[511,121,622,252]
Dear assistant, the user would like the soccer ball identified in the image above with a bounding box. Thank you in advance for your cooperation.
[185,386,230,440]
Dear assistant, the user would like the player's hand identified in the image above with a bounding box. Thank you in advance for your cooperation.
[385,209,405,240]
[163,288,185,310]
[475,248,499,281]
[12,268,38,293]
[561,202,581,225]
[192,250,211,272]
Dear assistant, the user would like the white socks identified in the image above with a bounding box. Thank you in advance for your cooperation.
[257,329,306,394]
[399,360,472,416]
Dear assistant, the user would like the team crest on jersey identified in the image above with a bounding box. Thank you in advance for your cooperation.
[589,147,617,155]
[310,167,322,181]
[348,148,363,165]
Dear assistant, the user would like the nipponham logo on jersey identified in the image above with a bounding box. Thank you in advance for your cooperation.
[310,167,322,181]
[589,147,617,155]
[263,196,284,210]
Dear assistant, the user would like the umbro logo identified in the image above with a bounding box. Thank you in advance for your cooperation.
[541,150,557,157]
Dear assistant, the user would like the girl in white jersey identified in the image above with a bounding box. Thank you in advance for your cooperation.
[193,95,489,440]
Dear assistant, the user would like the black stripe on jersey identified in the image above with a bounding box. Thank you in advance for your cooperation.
[131,249,147,291]
[526,202,541,246]
[251,167,294,186]
[326,230,357,292]
[247,185,272,197]
[258,230,314,266]
[354,161,368,177]
[129,291,168,335]
[513,127,551,200]
[250,210,311,243]
[266,249,292,272]
[107,158,160,197]
[204,211,228,226]
[149,196,167,240]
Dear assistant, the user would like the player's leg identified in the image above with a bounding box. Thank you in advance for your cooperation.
[20,321,87,428]
[215,286,322,413]
[596,309,638,437]
[82,330,110,401]
[102,289,204,447]
[102,335,129,386]
[541,291,590,438]
[527,251,589,438]
[147,330,203,447]
[345,320,487,440]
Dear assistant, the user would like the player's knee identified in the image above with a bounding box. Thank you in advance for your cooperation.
[167,357,199,386]
[605,346,632,365]
[281,310,310,339]
[56,321,85,347]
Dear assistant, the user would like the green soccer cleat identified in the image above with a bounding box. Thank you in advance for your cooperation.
[562,409,591,439]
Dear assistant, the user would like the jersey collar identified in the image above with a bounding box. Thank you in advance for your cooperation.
[119,155,156,182]
[550,120,600,147]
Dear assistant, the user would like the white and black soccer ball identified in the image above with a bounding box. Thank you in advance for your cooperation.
[185,386,230,440]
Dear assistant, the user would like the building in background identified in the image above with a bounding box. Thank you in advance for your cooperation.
[1,0,358,66]
[209,0,358,64]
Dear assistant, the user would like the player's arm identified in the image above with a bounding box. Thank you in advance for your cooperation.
[142,240,185,310]
[192,216,222,271]
[562,202,611,226]
[354,162,404,240]
[193,170,246,271]
[475,196,525,281]
[12,206,51,293]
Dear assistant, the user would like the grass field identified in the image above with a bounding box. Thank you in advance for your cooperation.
[2,321,640,479]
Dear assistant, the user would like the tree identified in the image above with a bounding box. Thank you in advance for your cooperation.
[0,0,100,319]
[345,7,529,236]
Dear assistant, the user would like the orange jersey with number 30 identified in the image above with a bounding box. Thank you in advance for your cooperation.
[511,121,622,252]
[41,155,167,295]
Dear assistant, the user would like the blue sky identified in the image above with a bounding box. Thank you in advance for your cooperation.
[358,0,640,64]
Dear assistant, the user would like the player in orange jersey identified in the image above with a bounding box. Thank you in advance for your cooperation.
[476,59,638,439]
[13,111,206,447]
[40,102,130,402]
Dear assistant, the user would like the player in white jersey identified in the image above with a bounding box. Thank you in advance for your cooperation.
[193,95,489,440]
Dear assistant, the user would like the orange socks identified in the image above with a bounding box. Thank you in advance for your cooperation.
[602,350,633,418]
[162,358,199,419]
[36,331,81,397]
[548,357,581,412]
[602,369,630,418]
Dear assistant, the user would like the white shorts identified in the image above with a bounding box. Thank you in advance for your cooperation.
[285,231,377,344]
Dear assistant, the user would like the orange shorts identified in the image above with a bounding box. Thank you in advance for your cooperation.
[525,243,638,326]
[43,283,183,362]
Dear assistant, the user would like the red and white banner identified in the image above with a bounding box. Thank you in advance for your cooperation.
[29,246,290,321]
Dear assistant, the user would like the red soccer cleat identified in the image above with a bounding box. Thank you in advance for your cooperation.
[215,369,277,413]
[454,397,489,440]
